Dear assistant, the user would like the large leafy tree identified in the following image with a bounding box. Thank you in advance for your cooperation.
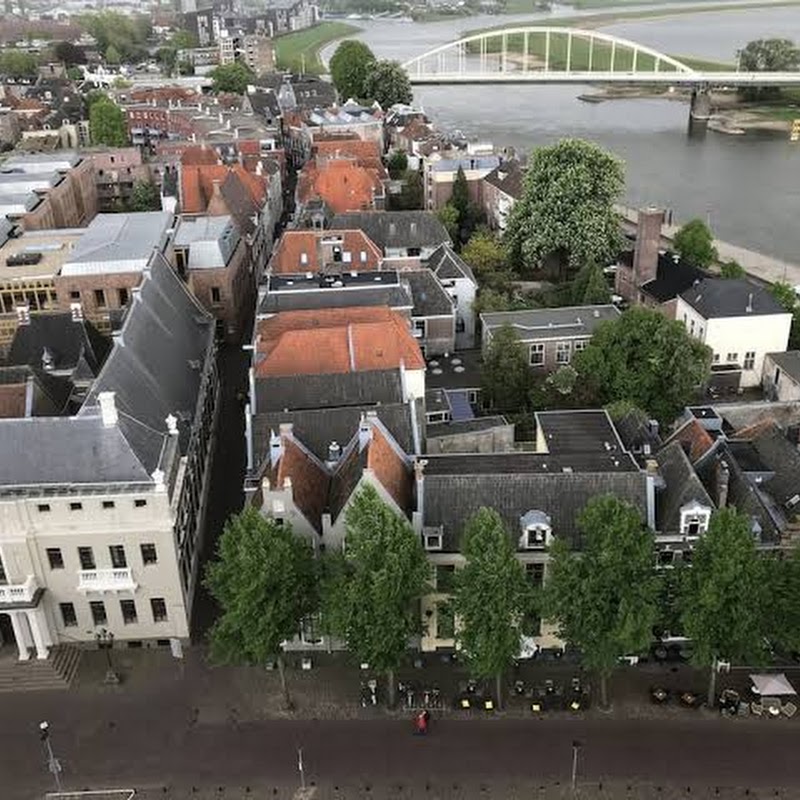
[52,41,86,66]
[770,280,800,350]
[322,485,428,707]
[89,97,128,147]
[763,546,800,656]
[210,62,254,95]
[453,508,532,709]
[77,11,150,63]
[204,508,318,708]
[481,323,533,414]
[679,508,768,706]
[505,138,624,279]
[737,38,800,100]
[0,50,38,78]
[330,40,376,101]
[544,495,658,708]
[128,180,161,212]
[673,218,718,269]
[574,306,712,424]
[362,60,413,109]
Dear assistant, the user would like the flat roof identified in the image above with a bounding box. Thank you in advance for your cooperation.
[0,229,84,282]
[423,450,639,476]
[536,409,626,455]
[425,350,482,390]
[481,304,620,341]
[269,270,401,292]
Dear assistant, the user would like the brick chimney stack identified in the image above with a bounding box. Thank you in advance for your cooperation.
[633,207,665,288]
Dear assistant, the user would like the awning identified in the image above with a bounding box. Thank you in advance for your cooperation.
[750,673,796,696]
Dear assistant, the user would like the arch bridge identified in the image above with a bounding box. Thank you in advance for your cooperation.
[401,27,800,88]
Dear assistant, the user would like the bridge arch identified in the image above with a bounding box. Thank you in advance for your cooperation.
[402,27,696,82]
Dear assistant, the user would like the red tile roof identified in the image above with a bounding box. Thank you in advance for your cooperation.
[181,163,267,215]
[665,419,716,463]
[269,230,382,275]
[296,159,383,214]
[272,436,330,532]
[180,145,219,166]
[367,423,412,512]
[312,139,385,173]
[254,307,424,377]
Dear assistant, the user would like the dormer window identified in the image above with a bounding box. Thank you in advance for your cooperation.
[519,510,551,550]
[680,501,711,537]
[423,527,443,551]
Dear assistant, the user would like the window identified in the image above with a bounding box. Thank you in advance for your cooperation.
[424,529,443,551]
[456,316,465,334]
[118,287,129,306]
[37,503,51,513]
[299,613,322,644]
[413,319,426,338]
[70,502,83,511]
[574,340,588,352]
[90,601,107,626]
[360,250,367,263]
[141,543,157,565]
[134,499,147,508]
[46,548,64,570]
[78,547,95,570]
[680,504,710,537]
[300,252,308,265]
[555,341,571,365]
[109,545,127,569]
[151,597,167,622]
[60,602,77,627]
[69,290,80,301]
[713,353,720,364]
[436,564,456,593]
[726,352,739,364]
[525,562,545,587]
[93,289,106,308]
[689,319,695,336]
[657,550,675,567]
[529,343,545,367]
[744,351,756,371]
[210,287,222,304]
[698,327,704,339]
[120,599,137,625]
[0,554,6,584]
[524,526,549,549]
[102,500,115,510]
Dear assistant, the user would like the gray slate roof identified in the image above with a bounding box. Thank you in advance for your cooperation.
[679,278,787,319]
[483,160,524,199]
[655,441,715,534]
[402,270,454,317]
[329,211,450,252]
[426,243,476,285]
[258,284,411,315]
[482,304,620,342]
[748,423,800,509]
[174,215,240,269]
[427,415,509,437]
[536,410,624,454]
[766,351,800,383]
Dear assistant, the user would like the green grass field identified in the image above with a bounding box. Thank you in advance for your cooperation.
[274,22,361,74]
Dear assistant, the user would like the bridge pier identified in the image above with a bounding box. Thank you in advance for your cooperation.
[688,87,712,136]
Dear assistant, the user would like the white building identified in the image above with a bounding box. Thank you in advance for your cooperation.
[426,244,478,350]
[0,254,219,661]
[675,278,792,390]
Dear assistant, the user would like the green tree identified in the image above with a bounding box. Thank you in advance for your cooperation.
[580,264,612,304]
[505,138,624,278]
[105,44,121,65]
[204,508,318,708]
[720,259,746,279]
[481,324,533,413]
[451,166,470,221]
[679,508,768,706]
[574,306,712,424]
[362,59,413,109]
[389,169,423,211]
[52,40,86,66]
[329,39,376,101]
[89,97,128,147]
[0,50,38,78]
[462,230,508,277]
[737,38,800,100]
[544,495,658,708]
[387,150,408,179]
[210,62,254,95]
[673,218,718,269]
[128,180,161,212]
[78,11,150,62]
[770,281,800,350]
[437,203,459,243]
[764,547,800,656]
[322,485,428,707]
[453,508,532,709]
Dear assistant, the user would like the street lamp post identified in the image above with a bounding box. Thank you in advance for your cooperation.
[39,721,62,793]
[95,627,119,684]
[571,739,582,794]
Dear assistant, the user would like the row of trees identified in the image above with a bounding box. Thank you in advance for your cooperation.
[206,488,800,710]
[329,40,413,109]
[481,306,712,425]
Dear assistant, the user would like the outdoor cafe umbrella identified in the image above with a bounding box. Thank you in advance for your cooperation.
[750,673,797,697]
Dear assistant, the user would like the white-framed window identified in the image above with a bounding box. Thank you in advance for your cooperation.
[300,252,308,265]
[574,340,588,352]
[726,352,739,364]
[743,351,756,370]
[299,614,323,645]
[519,510,551,549]
[713,353,720,364]
[529,342,545,366]
[413,319,426,338]
[689,319,695,336]
[556,341,571,365]
[342,251,352,264]
[360,250,367,263]
[698,327,704,339]
[680,502,711,537]
[524,526,549,549]
[424,528,443,551]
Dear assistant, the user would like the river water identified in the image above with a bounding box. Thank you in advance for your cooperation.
[323,3,800,261]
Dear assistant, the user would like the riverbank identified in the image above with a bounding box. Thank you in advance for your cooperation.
[274,21,361,74]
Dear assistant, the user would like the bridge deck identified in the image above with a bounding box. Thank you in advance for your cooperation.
[407,72,800,86]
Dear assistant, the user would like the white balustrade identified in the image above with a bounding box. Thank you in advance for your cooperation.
[0,575,38,604]
[78,568,137,593]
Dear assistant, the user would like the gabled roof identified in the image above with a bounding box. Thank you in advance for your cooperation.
[0,365,73,418]
[330,211,451,252]
[426,243,476,284]
[766,351,800,384]
[268,229,382,275]
[180,145,220,166]
[181,163,267,215]
[254,307,425,378]
[296,159,383,214]
[401,270,455,317]
[632,250,707,304]
[746,422,800,510]
[483,160,524,199]
[662,418,718,464]
[655,440,715,534]
[679,278,787,319]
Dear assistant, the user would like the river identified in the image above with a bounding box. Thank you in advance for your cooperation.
[322,3,800,262]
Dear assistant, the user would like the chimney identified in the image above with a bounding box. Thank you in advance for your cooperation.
[152,468,166,492]
[15,305,30,325]
[633,207,664,288]
[717,459,730,509]
[358,415,372,451]
[165,413,179,436]
[98,391,118,427]
[269,429,283,467]
[746,293,753,313]
[327,440,341,464]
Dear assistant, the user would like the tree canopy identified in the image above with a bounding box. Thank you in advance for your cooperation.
[770,281,800,350]
[720,259,746,279]
[52,41,86,66]
[322,485,428,705]
[574,306,712,424]
[204,508,318,707]
[362,60,413,109]
[77,12,151,63]
[679,507,768,705]
[210,62,254,95]
[543,495,658,707]
[330,39,376,101]
[505,138,625,278]
[738,38,800,99]
[128,180,161,212]
[673,218,718,269]
[0,50,39,78]
[481,324,533,413]
[89,96,128,147]
[453,508,532,708]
